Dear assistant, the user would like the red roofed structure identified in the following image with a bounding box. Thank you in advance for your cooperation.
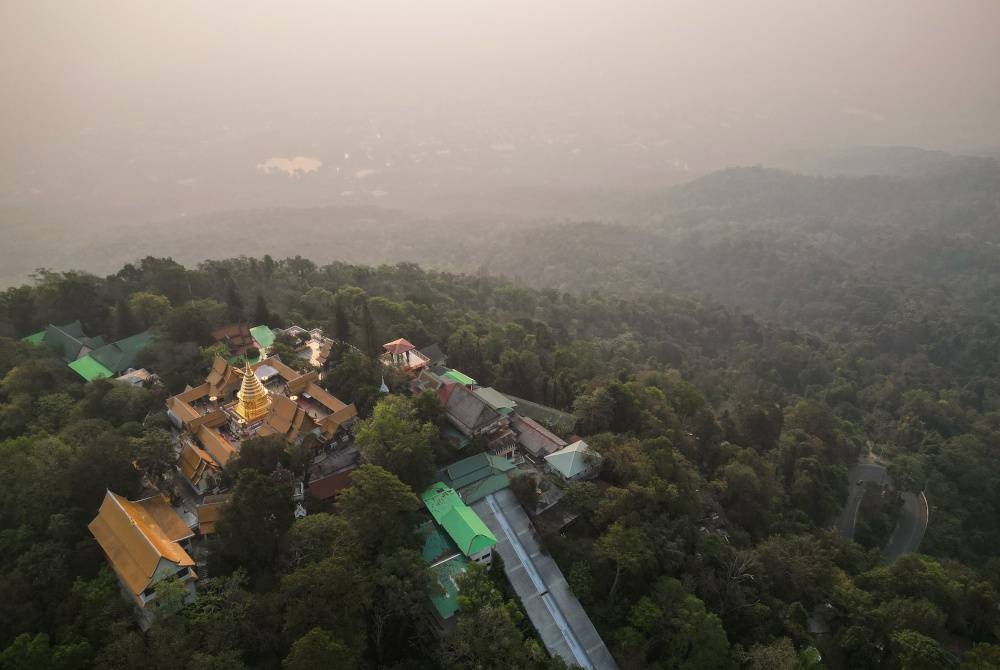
[381,337,430,373]
[308,468,355,501]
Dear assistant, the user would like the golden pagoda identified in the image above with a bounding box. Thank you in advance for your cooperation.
[233,361,271,423]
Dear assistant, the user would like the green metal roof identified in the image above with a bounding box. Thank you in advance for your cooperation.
[458,473,514,505]
[88,330,153,374]
[473,387,517,412]
[250,325,275,350]
[441,425,471,449]
[22,331,45,345]
[429,554,470,619]
[43,322,88,362]
[443,369,476,386]
[505,395,578,434]
[421,482,497,558]
[421,521,457,563]
[420,520,472,620]
[443,452,515,490]
[68,355,114,382]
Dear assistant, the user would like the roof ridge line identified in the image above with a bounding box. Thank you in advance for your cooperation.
[110,491,164,565]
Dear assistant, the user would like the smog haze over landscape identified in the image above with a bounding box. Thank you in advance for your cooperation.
[2,3,1000,670]
[2,1,1000,282]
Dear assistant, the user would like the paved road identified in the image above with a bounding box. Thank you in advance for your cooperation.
[883,492,929,561]
[834,462,890,539]
[833,458,928,560]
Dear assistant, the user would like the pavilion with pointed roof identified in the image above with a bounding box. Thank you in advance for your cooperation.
[381,337,430,373]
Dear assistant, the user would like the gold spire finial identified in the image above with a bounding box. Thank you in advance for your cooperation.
[234,360,271,423]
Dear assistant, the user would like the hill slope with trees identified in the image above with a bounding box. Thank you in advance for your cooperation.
[0,253,997,668]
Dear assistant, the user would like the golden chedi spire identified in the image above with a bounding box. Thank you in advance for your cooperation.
[234,360,271,423]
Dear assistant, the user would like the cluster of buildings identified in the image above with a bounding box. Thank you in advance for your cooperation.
[391,337,601,482]
[86,323,360,624]
[23,321,155,382]
[83,327,601,653]
[380,338,603,630]
[166,355,358,495]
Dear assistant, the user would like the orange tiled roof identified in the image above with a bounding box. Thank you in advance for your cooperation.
[304,382,348,411]
[88,491,195,599]
[179,441,217,485]
[196,494,230,535]
[319,404,359,438]
[197,425,237,467]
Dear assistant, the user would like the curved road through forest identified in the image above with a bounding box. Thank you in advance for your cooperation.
[834,459,928,560]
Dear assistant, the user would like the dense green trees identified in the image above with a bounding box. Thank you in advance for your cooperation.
[354,395,440,492]
[0,248,997,668]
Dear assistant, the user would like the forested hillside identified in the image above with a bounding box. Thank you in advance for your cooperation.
[0,255,997,668]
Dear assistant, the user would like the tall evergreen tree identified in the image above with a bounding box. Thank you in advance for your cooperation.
[224,277,244,323]
[360,300,379,358]
[114,296,138,338]
[333,301,351,342]
[253,294,270,325]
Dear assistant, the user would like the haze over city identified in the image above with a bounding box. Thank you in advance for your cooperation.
[2,0,999,218]
[3,3,1000,669]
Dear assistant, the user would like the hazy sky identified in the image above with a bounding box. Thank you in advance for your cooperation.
[2,0,999,212]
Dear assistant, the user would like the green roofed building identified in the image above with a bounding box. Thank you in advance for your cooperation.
[23,321,105,363]
[249,324,275,351]
[442,369,476,386]
[473,386,517,415]
[422,482,497,563]
[70,330,154,382]
[22,331,46,345]
[68,356,114,382]
[420,521,471,621]
[436,452,518,504]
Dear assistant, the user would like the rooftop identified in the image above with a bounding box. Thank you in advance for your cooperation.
[473,386,517,414]
[69,355,114,382]
[437,383,502,437]
[71,330,155,381]
[88,491,195,600]
[441,452,516,490]
[383,338,416,355]
[307,467,355,501]
[505,395,577,435]
[422,482,497,558]
[419,521,471,620]
[545,440,600,480]
[442,369,476,386]
[250,324,276,351]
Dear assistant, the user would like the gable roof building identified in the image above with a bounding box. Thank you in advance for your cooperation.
[23,321,104,363]
[195,494,230,535]
[70,330,154,382]
[418,344,447,367]
[88,491,197,609]
[422,482,497,561]
[437,452,518,504]
[437,383,503,438]
[420,521,471,621]
[511,414,568,459]
[544,440,601,481]
[473,387,517,415]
